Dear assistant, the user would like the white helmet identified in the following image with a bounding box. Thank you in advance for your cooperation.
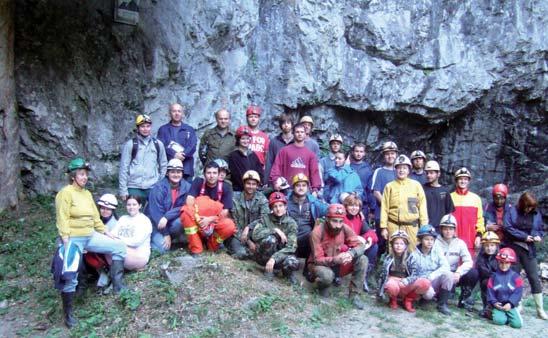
[439,214,458,228]
[167,158,184,171]
[97,193,118,210]
[410,150,427,160]
[381,141,398,153]
[394,155,412,168]
[329,134,343,144]
[454,167,472,180]
[424,160,440,171]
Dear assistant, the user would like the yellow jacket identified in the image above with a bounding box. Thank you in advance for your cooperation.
[55,184,105,239]
[380,178,428,229]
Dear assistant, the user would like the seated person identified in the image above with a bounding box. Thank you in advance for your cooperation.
[323,151,363,204]
[378,231,431,312]
[96,193,119,231]
[251,192,299,284]
[476,231,501,318]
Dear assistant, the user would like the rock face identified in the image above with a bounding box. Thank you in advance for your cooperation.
[13,1,547,210]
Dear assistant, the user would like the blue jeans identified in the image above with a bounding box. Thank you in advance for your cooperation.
[62,232,126,292]
[151,218,183,254]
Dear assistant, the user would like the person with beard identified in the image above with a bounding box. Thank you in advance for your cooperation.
[242,105,270,167]
[409,150,427,184]
[348,142,374,219]
[227,126,264,192]
[423,160,455,232]
[265,113,293,183]
[308,203,367,309]
[484,183,512,242]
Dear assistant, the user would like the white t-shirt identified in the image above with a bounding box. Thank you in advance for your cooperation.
[111,213,152,260]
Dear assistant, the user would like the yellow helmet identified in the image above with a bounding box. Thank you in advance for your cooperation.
[481,231,500,244]
[292,173,309,186]
[135,114,152,126]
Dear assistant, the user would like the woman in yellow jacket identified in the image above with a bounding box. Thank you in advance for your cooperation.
[380,155,428,251]
[55,157,126,328]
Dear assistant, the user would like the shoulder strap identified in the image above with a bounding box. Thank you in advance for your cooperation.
[152,138,161,164]
[131,137,139,162]
[217,180,224,201]
[199,179,206,196]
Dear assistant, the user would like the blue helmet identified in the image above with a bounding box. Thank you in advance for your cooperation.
[417,225,437,239]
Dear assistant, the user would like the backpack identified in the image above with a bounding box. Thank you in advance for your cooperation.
[131,137,161,164]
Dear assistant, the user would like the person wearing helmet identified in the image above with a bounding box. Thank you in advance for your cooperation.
[341,194,378,292]
[198,108,235,165]
[308,204,368,310]
[476,231,501,318]
[409,150,427,184]
[157,103,197,182]
[299,115,320,155]
[241,104,270,167]
[433,214,478,311]
[348,142,374,219]
[230,170,269,259]
[370,141,398,255]
[96,193,119,231]
[378,231,431,312]
[484,183,512,242]
[55,157,127,328]
[487,247,524,328]
[319,134,343,181]
[213,158,230,182]
[411,225,453,315]
[286,173,328,261]
[119,114,168,203]
[323,151,363,204]
[251,192,299,284]
[269,123,322,194]
[146,158,192,254]
[227,126,264,192]
[423,160,455,231]
[450,167,485,256]
[503,192,546,320]
[380,154,428,251]
[265,113,294,183]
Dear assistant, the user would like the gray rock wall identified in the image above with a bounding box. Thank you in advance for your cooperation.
[14,0,547,209]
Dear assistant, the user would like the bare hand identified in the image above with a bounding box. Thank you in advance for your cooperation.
[533,236,542,242]
[274,228,287,244]
[341,252,353,264]
[163,235,172,250]
[240,227,249,242]
[265,258,275,273]
[120,195,128,202]
[199,216,216,228]
[474,236,481,249]
[357,236,366,245]
[381,228,388,240]
[175,152,185,161]
[487,222,500,231]
[453,272,461,283]
[502,303,512,311]
[247,241,256,253]
[311,191,318,198]
[494,302,503,310]
[158,217,168,230]
[364,237,373,250]
[526,235,534,243]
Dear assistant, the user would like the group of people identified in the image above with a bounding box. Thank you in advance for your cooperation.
[54,103,546,330]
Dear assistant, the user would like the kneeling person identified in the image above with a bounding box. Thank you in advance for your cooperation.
[251,192,299,284]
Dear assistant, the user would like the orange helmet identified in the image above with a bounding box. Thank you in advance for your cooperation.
[327,204,346,219]
[236,126,252,139]
[246,105,262,116]
[496,247,517,263]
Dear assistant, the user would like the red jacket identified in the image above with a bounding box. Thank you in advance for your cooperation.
[342,214,378,251]
[308,220,363,267]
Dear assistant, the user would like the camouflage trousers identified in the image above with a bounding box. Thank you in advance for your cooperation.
[254,235,299,275]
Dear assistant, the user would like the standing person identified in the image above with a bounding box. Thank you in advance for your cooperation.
[227,126,264,192]
[96,194,119,231]
[380,155,428,251]
[230,170,269,259]
[243,105,270,167]
[265,113,293,182]
[348,142,374,218]
[477,231,501,318]
[487,248,524,328]
[319,134,343,181]
[423,160,455,232]
[269,123,321,194]
[308,204,368,309]
[434,214,479,311]
[299,115,320,155]
[157,103,197,182]
[484,183,512,242]
[323,151,363,204]
[55,157,127,328]
[503,192,547,320]
[450,167,485,256]
[409,150,427,184]
[412,225,453,315]
[378,231,431,312]
[119,114,168,202]
[111,196,152,270]
[251,192,299,284]
[146,159,191,254]
[371,141,398,254]
[198,108,235,165]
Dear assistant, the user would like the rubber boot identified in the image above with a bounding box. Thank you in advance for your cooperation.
[403,292,417,313]
[437,289,452,316]
[533,293,548,320]
[389,296,399,310]
[110,260,127,295]
[318,286,330,298]
[479,293,489,318]
[225,236,247,260]
[458,286,474,311]
[350,294,365,310]
[61,292,78,328]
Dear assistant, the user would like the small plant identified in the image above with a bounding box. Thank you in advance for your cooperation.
[119,289,141,311]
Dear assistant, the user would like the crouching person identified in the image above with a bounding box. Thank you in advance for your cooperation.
[411,225,453,315]
[477,231,501,318]
[55,157,127,328]
[378,231,430,312]
[251,192,299,284]
[488,248,523,329]
[308,204,368,310]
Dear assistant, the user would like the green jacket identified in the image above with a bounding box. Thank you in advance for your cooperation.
[199,127,236,165]
[252,214,298,263]
[232,192,270,236]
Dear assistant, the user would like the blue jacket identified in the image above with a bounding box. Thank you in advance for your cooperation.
[484,201,512,225]
[157,122,197,177]
[503,206,544,257]
[146,177,191,235]
[487,268,523,308]
[323,165,363,204]
[51,242,82,291]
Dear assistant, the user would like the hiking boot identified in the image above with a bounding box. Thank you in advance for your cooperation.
[318,287,330,298]
[264,271,274,281]
[403,292,418,313]
[333,277,342,287]
[437,289,452,316]
[110,260,127,295]
[389,297,399,310]
[458,286,474,310]
[61,292,78,328]
[351,295,365,310]
[363,280,370,293]
[533,293,548,320]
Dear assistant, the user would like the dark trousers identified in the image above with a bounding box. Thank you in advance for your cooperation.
[296,233,311,259]
[456,268,479,290]
[509,243,542,294]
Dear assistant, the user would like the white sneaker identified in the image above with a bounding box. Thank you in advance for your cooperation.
[97,270,110,287]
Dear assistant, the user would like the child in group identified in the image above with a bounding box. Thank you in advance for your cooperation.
[110,196,153,270]
[97,193,119,230]
[476,231,500,318]
[487,247,523,328]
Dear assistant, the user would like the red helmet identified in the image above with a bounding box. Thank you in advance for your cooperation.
[246,105,262,116]
[327,204,346,219]
[496,247,517,263]
[268,192,287,206]
[236,126,252,139]
[492,183,508,198]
